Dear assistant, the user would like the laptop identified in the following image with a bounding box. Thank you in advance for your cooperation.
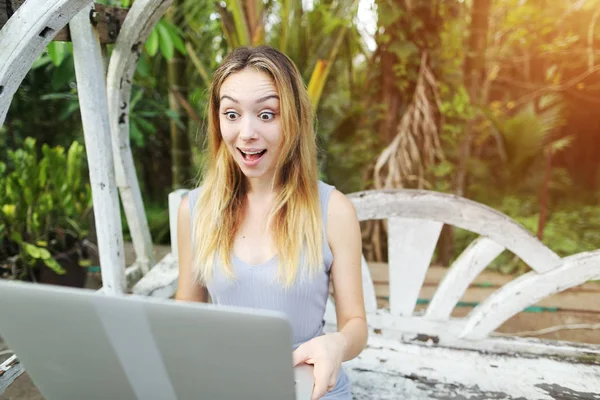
[0,279,315,400]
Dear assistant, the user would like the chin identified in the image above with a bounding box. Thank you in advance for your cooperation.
[239,168,269,179]
[237,163,275,181]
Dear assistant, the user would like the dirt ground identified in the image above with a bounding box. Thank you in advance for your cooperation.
[2,243,599,399]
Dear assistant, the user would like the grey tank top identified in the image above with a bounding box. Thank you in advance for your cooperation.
[187,181,336,347]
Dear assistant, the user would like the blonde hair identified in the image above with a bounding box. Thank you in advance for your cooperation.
[192,46,323,287]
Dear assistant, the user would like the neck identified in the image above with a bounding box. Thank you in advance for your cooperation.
[245,175,277,198]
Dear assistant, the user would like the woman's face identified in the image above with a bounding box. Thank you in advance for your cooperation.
[219,68,283,183]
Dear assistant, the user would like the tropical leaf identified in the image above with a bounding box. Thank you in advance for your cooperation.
[47,42,67,66]
[44,258,66,275]
[163,21,187,55]
[228,0,251,46]
[185,42,212,88]
[145,29,160,56]
[158,23,175,60]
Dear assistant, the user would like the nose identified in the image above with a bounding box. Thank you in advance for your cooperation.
[239,115,257,141]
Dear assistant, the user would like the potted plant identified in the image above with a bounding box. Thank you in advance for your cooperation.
[0,137,94,287]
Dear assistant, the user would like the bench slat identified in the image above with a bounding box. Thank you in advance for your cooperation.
[350,190,561,273]
[425,237,505,320]
[388,217,442,316]
[131,253,178,298]
[360,255,378,314]
[325,311,468,338]
[346,335,600,400]
[462,249,600,339]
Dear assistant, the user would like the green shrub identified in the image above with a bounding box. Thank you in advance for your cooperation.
[0,138,93,280]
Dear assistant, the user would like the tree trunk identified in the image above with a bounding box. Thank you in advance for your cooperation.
[537,146,552,240]
[167,0,192,189]
[438,0,491,266]
[454,0,492,198]
[373,0,408,146]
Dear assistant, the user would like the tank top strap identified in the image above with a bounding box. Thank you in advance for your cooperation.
[317,180,335,233]
[317,180,336,270]
[186,187,202,241]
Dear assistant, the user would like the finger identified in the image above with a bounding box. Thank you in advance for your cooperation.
[311,381,328,400]
[328,374,337,391]
[311,364,330,400]
[292,346,308,366]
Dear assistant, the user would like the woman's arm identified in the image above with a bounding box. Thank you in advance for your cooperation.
[292,190,367,399]
[327,189,368,361]
[175,195,208,302]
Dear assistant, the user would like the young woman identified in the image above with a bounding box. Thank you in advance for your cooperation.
[175,45,367,400]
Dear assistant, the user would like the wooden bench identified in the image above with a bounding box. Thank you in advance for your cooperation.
[1,0,599,397]
[131,188,600,399]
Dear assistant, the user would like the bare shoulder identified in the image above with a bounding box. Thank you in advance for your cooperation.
[176,191,207,302]
[327,189,358,223]
[326,189,359,240]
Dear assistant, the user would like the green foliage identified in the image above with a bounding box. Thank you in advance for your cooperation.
[146,20,187,60]
[122,203,171,245]
[0,138,93,280]
[1,44,81,161]
[492,95,565,179]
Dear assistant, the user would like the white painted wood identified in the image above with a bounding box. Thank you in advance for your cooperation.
[96,264,143,294]
[349,190,560,273]
[0,0,90,127]
[324,310,468,339]
[168,189,189,259]
[70,3,125,294]
[131,252,178,298]
[452,335,600,360]
[125,263,143,288]
[360,255,378,314]
[388,217,443,316]
[345,335,600,399]
[462,249,600,340]
[0,355,17,374]
[327,314,600,361]
[324,297,337,325]
[0,355,24,395]
[106,0,173,276]
[425,237,505,320]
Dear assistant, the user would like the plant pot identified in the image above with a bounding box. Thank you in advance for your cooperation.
[38,248,87,288]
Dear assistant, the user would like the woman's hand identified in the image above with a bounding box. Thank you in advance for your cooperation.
[292,333,347,400]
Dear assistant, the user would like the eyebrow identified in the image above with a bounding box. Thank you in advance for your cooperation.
[219,94,280,104]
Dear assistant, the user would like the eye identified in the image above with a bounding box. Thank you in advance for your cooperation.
[258,111,275,121]
[223,111,239,121]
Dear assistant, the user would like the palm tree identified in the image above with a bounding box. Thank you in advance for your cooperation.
[214,0,361,110]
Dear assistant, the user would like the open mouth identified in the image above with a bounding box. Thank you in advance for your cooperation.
[238,148,267,162]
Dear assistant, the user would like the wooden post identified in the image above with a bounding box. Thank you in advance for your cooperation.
[70,2,126,294]
[106,0,173,280]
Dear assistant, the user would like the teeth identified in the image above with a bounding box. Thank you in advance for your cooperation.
[242,150,263,155]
